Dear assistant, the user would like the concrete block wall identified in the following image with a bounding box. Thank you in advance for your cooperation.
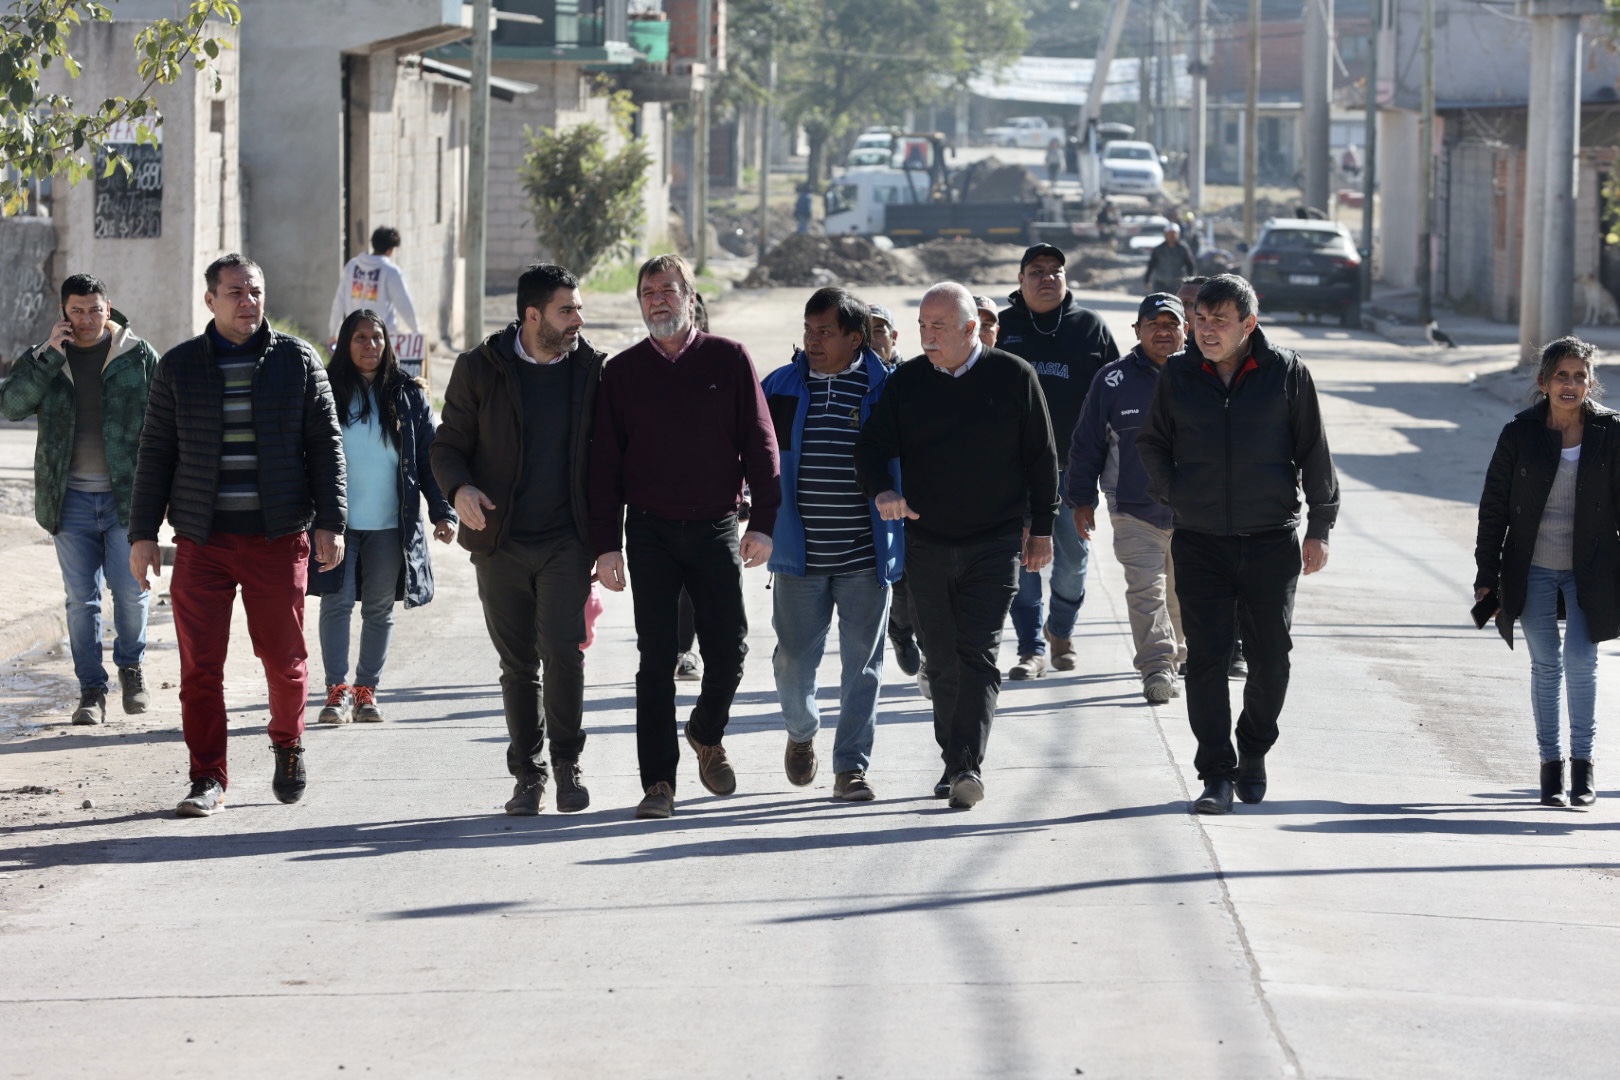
[41,20,241,355]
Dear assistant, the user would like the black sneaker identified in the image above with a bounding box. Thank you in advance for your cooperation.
[890,633,922,677]
[271,742,306,804]
[118,665,150,714]
[505,772,546,816]
[947,771,985,809]
[71,687,106,726]
[176,777,225,817]
[553,762,590,813]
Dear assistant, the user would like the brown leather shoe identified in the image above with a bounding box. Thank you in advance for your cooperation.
[686,727,737,795]
[1043,621,1076,671]
[635,781,675,819]
[833,770,875,802]
[785,738,818,786]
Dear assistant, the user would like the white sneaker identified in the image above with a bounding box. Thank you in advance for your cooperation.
[1143,670,1176,704]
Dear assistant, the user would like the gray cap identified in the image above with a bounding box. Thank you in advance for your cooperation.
[868,303,896,329]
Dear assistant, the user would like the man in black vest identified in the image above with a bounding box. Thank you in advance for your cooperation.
[1137,274,1339,815]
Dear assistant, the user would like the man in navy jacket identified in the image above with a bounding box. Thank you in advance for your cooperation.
[762,287,903,802]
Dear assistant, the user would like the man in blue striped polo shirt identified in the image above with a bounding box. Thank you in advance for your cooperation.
[761,288,903,801]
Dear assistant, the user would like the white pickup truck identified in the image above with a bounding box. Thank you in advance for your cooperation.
[982,116,1062,149]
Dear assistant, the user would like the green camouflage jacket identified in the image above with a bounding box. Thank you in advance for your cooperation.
[0,313,159,534]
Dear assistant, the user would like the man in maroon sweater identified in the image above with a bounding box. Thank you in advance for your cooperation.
[591,254,781,819]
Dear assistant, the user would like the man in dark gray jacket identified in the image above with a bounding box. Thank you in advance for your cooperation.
[1137,274,1338,816]
[129,253,346,819]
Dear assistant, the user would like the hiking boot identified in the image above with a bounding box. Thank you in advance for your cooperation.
[785,737,818,786]
[352,684,382,723]
[553,761,590,813]
[890,633,922,677]
[1143,670,1176,705]
[686,726,737,795]
[271,742,306,804]
[118,665,150,714]
[675,652,702,681]
[176,777,225,817]
[933,769,952,798]
[1009,654,1047,680]
[318,684,353,724]
[917,670,932,700]
[505,772,546,815]
[635,781,675,819]
[947,771,985,809]
[1043,621,1076,671]
[71,687,106,725]
[833,770,876,802]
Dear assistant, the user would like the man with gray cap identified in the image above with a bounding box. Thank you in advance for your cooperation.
[972,296,999,350]
[1144,224,1197,295]
[996,243,1120,681]
[868,303,901,370]
[1067,293,1188,704]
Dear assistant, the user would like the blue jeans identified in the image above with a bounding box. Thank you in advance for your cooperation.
[771,571,891,774]
[54,488,148,691]
[318,528,403,688]
[1010,487,1089,655]
[1520,565,1598,762]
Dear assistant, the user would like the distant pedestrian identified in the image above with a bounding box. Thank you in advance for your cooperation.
[1137,274,1339,815]
[431,264,603,816]
[309,310,455,726]
[591,254,781,820]
[1143,224,1197,295]
[328,225,420,350]
[1474,337,1619,808]
[868,303,901,370]
[996,243,1120,681]
[1045,139,1063,184]
[856,282,1059,809]
[1067,293,1188,704]
[762,287,902,801]
[0,274,158,725]
[1095,199,1120,244]
[972,295,999,350]
[129,253,346,818]
[795,186,814,235]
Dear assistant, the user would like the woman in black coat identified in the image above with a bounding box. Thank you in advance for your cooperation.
[1474,336,1620,807]
[312,310,455,723]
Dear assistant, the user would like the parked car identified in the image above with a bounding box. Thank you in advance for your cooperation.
[983,116,1062,149]
[1242,218,1363,326]
[1098,140,1165,200]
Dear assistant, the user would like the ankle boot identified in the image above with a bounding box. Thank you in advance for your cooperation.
[1570,759,1596,807]
[1540,759,1568,807]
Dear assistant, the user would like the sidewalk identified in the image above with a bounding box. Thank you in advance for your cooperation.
[1364,284,1620,353]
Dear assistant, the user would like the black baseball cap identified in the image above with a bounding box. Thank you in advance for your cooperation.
[1020,243,1066,270]
[1136,292,1185,324]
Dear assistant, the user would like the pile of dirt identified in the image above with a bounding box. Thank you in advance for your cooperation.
[956,157,1043,203]
[711,205,799,258]
[912,238,1026,284]
[742,233,929,288]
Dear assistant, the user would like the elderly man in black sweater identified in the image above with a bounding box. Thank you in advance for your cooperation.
[856,282,1059,809]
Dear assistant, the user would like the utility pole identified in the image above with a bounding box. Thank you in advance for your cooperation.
[1359,0,1380,307]
[1079,0,1131,139]
[1519,21,1551,360]
[1188,0,1206,210]
[757,38,774,262]
[1243,0,1260,245]
[1302,0,1333,213]
[1416,0,1434,325]
[463,0,491,351]
[1535,0,1592,350]
[693,0,712,272]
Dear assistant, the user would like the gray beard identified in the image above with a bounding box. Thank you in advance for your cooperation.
[646,312,690,340]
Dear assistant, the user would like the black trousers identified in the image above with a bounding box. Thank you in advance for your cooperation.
[1171,528,1299,781]
[905,533,1021,775]
[887,572,918,644]
[625,510,748,789]
[473,533,594,778]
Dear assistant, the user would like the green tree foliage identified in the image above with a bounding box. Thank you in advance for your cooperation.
[519,90,652,279]
[0,0,241,216]
[726,0,1026,184]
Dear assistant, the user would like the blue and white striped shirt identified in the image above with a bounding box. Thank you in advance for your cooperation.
[799,360,874,575]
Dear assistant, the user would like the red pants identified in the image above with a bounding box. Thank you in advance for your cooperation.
[172,533,311,788]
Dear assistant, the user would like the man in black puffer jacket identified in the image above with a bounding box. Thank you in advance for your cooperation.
[129,253,346,819]
[996,244,1120,681]
[1137,274,1339,817]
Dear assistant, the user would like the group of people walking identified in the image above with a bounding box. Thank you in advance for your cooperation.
[4,236,1368,822]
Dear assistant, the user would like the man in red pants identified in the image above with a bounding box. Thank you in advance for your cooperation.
[129,253,346,818]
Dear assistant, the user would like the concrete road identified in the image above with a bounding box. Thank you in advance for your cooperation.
[3,287,1618,1078]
